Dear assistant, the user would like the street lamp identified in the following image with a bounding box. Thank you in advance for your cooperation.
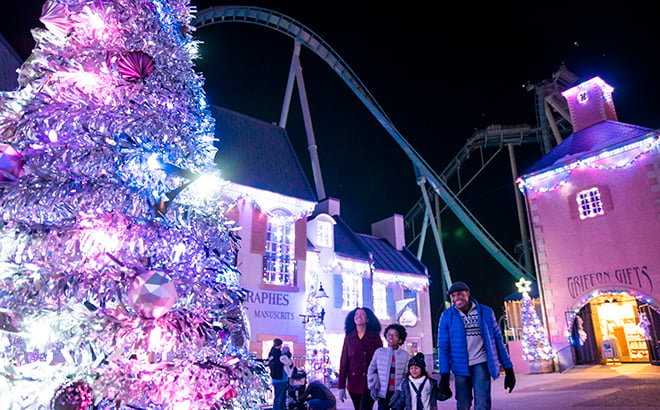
[300,283,329,323]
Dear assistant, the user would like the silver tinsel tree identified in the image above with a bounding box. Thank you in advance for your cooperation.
[0,0,269,408]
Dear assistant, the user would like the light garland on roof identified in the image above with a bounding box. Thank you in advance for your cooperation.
[517,134,659,193]
[373,271,429,291]
[224,183,316,219]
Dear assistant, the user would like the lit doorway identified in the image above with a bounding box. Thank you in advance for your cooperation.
[572,294,660,365]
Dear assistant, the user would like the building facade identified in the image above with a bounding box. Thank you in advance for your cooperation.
[518,77,660,367]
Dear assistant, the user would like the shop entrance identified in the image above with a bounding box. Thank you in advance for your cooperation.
[571,293,660,365]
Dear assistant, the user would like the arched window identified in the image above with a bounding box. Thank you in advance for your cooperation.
[263,209,296,286]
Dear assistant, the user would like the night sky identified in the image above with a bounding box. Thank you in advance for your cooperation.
[3,1,660,326]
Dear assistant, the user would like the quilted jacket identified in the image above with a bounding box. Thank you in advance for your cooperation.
[367,346,410,398]
[437,298,513,378]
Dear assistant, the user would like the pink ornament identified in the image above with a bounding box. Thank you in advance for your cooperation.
[0,144,24,183]
[51,381,94,410]
[117,51,156,82]
[218,385,237,400]
[39,0,72,37]
[127,270,177,319]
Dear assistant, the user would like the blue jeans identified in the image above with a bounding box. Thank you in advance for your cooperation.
[273,381,288,410]
[454,362,491,410]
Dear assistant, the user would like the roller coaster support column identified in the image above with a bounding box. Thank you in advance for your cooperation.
[279,40,326,200]
[508,144,533,274]
[418,175,452,301]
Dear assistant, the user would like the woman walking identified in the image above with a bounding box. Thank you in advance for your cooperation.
[337,307,382,410]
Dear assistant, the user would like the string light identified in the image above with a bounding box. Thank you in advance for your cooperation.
[517,134,660,193]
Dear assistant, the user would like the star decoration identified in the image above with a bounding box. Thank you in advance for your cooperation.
[515,277,532,294]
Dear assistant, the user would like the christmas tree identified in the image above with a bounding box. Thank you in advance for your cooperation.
[0,0,269,408]
[517,278,554,362]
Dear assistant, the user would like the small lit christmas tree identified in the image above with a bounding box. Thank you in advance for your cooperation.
[517,278,555,363]
[0,0,268,408]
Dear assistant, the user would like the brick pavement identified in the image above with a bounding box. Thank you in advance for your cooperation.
[330,363,660,409]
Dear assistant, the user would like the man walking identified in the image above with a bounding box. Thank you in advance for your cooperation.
[437,281,516,409]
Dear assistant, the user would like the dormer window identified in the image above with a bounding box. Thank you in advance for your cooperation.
[578,90,589,104]
[316,220,333,248]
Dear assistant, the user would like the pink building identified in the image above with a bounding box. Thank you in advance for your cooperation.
[518,77,660,367]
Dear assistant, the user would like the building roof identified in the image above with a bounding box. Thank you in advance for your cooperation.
[522,120,654,177]
[357,233,427,276]
[0,34,22,92]
[211,105,317,202]
[331,215,371,261]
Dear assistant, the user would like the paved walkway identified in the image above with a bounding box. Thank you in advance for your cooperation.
[331,363,660,409]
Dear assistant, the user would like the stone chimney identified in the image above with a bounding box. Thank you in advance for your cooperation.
[371,214,405,251]
[315,197,340,216]
[561,76,617,133]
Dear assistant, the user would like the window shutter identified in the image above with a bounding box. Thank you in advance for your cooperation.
[386,287,395,317]
[599,185,614,211]
[568,192,579,220]
[224,204,239,225]
[251,207,267,254]
[294,217,307,261]
[362,277,373,309]
[333,274,343,308]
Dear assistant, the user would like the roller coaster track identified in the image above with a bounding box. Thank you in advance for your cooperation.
[405,125,542,233]
[193,6,534,281]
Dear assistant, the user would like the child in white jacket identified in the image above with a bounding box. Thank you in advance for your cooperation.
[367,324,410,410]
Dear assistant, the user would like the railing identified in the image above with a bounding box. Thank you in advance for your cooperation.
[293,355,306,369]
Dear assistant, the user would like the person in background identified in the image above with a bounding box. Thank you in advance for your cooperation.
[390,353,441,410]
[287,368,337,410]
[266,338,288,410]
[437,281,516,410]
[337,307,383,410]
[367,324,410,409]
[281,345,295,379]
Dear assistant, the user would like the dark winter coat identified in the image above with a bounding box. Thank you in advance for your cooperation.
[390,376,440,410]
[267,347,285,380]
[437,298,513,378]
[338,330,383,394]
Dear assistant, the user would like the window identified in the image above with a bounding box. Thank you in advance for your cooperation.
[373,282,389,319]
[578,90,589,104]
[576,187,604,220]
[263,212,296,286]
[316,220,333,248]
[342,274,362,310]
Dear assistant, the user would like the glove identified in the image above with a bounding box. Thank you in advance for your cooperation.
[504,368,516,393]
[437,373,452,401]
[370,388,379,401]
[338,389,347,402]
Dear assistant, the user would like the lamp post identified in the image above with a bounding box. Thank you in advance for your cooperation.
[300,282,328,323]
[301,282,332,384]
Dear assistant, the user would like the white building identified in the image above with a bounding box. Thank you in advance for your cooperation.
[211,105,435,371]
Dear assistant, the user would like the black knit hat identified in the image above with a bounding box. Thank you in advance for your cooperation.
[291,367,306,380]
[408,353,426,371]
[447,281,470,296]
